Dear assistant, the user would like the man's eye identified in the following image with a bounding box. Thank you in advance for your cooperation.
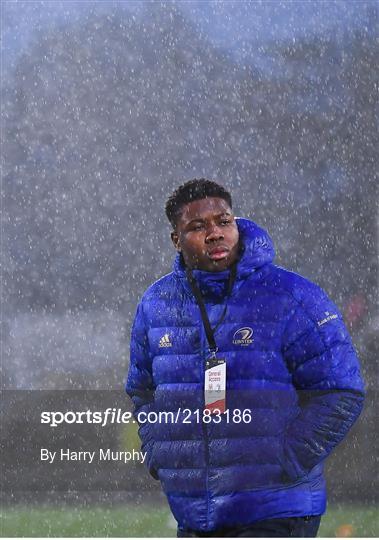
[192,224,204,231]
[220,220,230,226]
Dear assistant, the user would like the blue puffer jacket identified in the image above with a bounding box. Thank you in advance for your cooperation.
[126,218,365,532]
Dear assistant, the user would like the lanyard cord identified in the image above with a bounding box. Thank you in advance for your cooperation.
[185,262,237,354]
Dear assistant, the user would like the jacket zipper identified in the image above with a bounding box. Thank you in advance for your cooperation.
[200,321,211,530]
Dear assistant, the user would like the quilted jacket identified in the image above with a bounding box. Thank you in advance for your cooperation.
[126,218,365,532]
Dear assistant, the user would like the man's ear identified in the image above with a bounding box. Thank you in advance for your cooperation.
[171,231,181,252]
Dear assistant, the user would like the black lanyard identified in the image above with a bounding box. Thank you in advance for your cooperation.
[185,263,237,355]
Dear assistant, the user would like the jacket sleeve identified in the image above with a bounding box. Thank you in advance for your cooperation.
[281,282,365,481]
[125,300,158,480]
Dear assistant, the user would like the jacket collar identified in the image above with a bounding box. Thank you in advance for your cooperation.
[173,218,275,301]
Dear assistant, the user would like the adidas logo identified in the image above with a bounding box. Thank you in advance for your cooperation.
[158,334,172,348]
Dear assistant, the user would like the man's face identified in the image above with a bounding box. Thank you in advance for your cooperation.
[171,197,240,272]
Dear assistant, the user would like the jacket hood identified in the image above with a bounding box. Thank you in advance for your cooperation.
[234,217,275,277]
[173,218,275,301]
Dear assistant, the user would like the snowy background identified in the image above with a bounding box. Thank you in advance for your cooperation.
[1,0,378,510]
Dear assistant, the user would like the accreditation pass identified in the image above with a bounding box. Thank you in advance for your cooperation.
[204,357,226,413]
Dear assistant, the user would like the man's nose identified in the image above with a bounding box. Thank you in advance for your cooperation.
[205,224,224,243]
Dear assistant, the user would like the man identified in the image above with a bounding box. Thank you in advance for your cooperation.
[126,179,365,537]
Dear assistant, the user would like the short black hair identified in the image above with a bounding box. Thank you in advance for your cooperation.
[165,179,232,228]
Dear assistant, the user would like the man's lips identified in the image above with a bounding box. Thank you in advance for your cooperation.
[207,247,230,261]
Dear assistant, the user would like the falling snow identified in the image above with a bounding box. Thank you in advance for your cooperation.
[1,1,378,536]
